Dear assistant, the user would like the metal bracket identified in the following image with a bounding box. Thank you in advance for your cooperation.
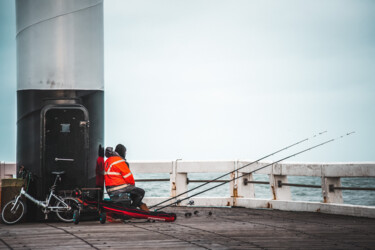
[278,180,282,188]
[243,178,248,185]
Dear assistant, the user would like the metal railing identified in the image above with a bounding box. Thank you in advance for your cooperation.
[2,160,375,218]
[129,160,375,218]
[131,160,375,203]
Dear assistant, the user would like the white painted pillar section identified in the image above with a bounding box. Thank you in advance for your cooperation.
[176,172,188,206]
[269,164,292,200]
[322,177,343,204]
[170,159,187,206]
[237,172,255,198]
[170,161,176,198]
[229,172,235,206]
[269,165,276,200]
[228,160,236,206]
[271,175,292,200]
[236,160,256,199]
[234,160,240,205]
[16,0,104,90]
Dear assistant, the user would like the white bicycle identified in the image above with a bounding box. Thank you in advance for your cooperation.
[1,167,80,225]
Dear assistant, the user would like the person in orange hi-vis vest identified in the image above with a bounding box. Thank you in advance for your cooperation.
[104,145,149,211]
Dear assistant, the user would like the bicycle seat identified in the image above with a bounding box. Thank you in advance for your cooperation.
[51,171,65,175]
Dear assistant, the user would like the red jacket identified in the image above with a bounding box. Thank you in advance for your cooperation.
[104,156,135,187]
[95,156,105,187]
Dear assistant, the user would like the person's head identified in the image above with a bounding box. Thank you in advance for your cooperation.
[98,144,104,157]
[105,147,114,158]
[115,144,126,158]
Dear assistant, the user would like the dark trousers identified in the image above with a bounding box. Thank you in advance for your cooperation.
[96,185,104,201]
[107,185,145,208]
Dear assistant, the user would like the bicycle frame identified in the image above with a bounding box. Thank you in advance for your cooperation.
[2,169,79,224]
[12,186,72,213]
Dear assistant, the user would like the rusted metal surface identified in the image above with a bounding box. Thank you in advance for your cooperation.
[271,185,277,200]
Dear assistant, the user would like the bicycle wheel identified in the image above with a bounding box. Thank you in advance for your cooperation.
[55,197,80,223]
[1,199,26,225]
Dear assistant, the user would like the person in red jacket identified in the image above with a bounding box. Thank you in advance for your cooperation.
[95,145,105,200]
[104,145,149,211]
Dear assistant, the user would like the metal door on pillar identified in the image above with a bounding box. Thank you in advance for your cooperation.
[41,105,89,192]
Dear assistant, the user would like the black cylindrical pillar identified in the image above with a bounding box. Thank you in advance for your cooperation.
[16,0,104,219]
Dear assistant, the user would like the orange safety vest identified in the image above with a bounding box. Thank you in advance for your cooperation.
[104,156,135,187]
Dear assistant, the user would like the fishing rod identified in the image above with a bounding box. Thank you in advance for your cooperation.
[154,131,355,211]
[150,130,328,209]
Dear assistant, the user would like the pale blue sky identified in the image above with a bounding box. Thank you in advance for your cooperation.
[1,0,375,162]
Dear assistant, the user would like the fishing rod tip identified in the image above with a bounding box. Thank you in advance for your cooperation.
[319,130,328,135]
[347,131,355,135]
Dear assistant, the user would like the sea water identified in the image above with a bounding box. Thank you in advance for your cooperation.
[133,173,375,206]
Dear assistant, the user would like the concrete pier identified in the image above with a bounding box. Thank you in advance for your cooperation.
[1,207,374,249]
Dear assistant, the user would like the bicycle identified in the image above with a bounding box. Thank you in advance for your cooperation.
[1,167,80,225]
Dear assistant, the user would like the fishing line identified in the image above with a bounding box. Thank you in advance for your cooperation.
[150,130,328,210]
[155,131,354,211]
[150,130,327,209]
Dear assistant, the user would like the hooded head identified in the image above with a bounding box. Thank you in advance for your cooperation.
[105,147,119,158]
[115,144,126,158]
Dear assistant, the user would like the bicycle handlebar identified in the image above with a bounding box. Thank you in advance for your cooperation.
[18,166,38,182]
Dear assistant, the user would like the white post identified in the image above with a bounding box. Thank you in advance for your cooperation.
[228,160,237,206]
[236,160,256,199]
[170,159,187,206]
[175,172,188,205]
[237,172,255,198]
[269,164,292,200]
[229,172,235,206]
[170,161,176,198]
[322,177,343,204]
[270,175,292,200]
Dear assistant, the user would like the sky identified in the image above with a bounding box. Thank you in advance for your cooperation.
[1,0,375,163]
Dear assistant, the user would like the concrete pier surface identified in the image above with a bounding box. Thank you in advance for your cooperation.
[1,207,375,249]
